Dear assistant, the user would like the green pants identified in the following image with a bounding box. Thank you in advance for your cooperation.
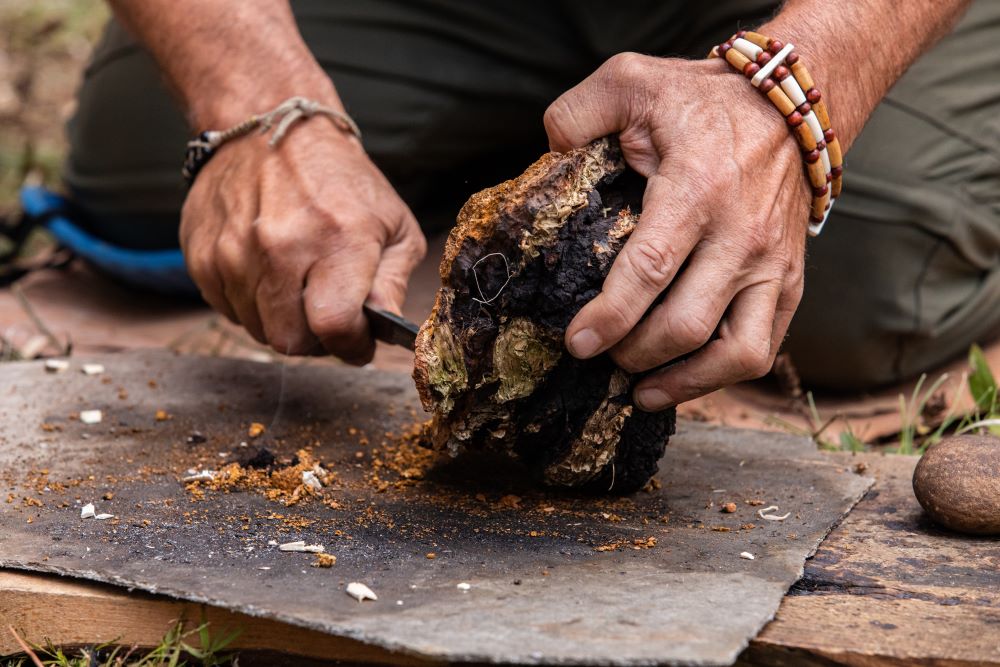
[63,0,1000,391]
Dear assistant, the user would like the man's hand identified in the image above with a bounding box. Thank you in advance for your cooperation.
[546,55,808,411]
[545,0,971,410]
[107,0,427,362]
[182,122,425,362]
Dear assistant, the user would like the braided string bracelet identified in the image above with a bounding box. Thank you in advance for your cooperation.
[710,32,843,236]
[181,96,362,186]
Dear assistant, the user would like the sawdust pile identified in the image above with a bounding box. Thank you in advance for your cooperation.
[185,449,332,506]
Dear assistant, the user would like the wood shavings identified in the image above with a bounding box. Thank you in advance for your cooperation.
[154,410,171,422]
[457,582,471,591]
[739,552,755,560]
[180,470,216,482]
[80,503,95,519]
[278,540,325,553]
[312,553,337,568]
[94,513,114,520]
[758,505,791,521]
[79,410,102,425]
[81,363,105,376]
[721,502,737,513]
[44,359,69,373]
[248,422,266,438]
[346,582,378,602]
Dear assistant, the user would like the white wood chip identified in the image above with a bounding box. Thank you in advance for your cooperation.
[95,513,115,520]
[180,470,216,482]
[740,552,755,560]
[81,364,105,376]
[302,470,323,492]
[278,540,325,553]
[79,410,102,425]
[80,503,95,519]
[757,505,791,521]
[457,582,471,591]
[44,359,69,373]
[346,582,378,602]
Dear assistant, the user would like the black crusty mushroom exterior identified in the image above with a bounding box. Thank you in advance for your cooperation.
[413,137,675,493]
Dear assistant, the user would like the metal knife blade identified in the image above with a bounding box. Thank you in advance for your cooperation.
[362,303,420,351]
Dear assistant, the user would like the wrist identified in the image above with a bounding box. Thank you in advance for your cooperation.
[187,66,342,131]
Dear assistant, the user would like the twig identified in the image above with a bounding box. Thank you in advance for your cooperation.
[11,283,65,355]
[8,625,44,667]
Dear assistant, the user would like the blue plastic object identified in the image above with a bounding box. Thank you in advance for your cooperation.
[19,186,197,296]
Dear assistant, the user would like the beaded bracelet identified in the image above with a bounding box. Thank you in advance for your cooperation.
[182,96,362,187]
[710,31,843,236]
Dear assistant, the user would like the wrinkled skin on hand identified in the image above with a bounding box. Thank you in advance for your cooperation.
[545,54,809,411]
[180,122,426,363]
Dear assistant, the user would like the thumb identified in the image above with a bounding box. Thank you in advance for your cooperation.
[543,52,647,152]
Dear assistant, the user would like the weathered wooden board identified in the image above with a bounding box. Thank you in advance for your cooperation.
[747,451,1000,666]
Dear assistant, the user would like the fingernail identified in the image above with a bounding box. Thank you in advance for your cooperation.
[635,388,673,411]
[568,329,602,358]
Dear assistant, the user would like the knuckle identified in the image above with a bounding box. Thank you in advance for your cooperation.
[599,296,638,340]
[624,237,675,293]
[253,218,307,256]
[213,233,244,279]
[542,99,567,133]
[605,51,647,82]
[734,338,773,378]
[672,311,714,350]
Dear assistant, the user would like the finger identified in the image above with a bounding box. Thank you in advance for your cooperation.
[544,52,645,152]
[610,240,747,373]
[366,216,426,315]
[213,195,266,343]
[303,239,382,365]
[249,214,321,355]
[633,280,781,411]
[565,171,706,360]
[180,214,236,323]
[769,270,804,354]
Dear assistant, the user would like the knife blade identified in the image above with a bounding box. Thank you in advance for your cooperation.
[362,303,420,351]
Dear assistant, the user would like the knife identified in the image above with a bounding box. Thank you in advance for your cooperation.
[362,303,420,351]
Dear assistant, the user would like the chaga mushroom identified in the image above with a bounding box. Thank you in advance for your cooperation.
[413,137,675,493]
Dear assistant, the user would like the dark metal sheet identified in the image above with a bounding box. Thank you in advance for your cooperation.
[0,351,871,665]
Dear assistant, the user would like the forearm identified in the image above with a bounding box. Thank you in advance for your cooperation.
[760,0,971,150]
[107,0,339,129]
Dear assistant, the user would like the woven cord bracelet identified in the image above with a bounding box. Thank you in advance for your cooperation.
[181,96,362,187]
[710,31,843,236]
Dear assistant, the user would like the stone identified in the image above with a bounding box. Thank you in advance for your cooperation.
[412,138,675,493]
[912,434,1000,535]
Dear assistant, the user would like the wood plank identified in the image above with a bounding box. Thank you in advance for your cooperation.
[748,451,1000,666]
[0,570,435,665]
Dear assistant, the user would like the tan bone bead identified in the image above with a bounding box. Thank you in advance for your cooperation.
[743,31,771,50]
[724,47,752,71]
[793,122,817,152]
[765,84,797,117]
[811,191,831,219]
[813,99,832,130]
[827,136,843,169]
[806,158,828,190]
[790,62,815,93]
[832,173,843,198]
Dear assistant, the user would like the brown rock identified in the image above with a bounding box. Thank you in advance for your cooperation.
[912,434,1000,535]
[412,138,674,493]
